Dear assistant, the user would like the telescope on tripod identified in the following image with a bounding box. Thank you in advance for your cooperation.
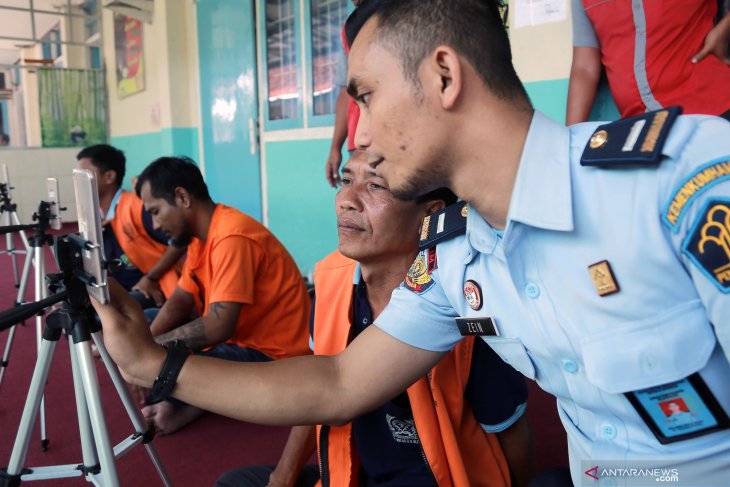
[0,169,171,487]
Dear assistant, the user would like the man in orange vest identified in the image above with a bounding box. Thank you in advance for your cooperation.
[76,145,185,309]
[216,151,536,487]
[134,156,312,435]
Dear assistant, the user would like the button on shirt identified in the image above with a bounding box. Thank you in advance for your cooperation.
[376,111,730,484]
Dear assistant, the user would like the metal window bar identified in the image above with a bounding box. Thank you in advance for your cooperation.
[311,0,347,116]
[266,0,298,120]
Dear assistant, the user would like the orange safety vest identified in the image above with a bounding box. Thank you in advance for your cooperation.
[312,251,511,487]
[109,191,180,298]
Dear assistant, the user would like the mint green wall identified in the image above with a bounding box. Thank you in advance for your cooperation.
[265,138,339,274]
[110,127,199,190]
[524,78,620,124]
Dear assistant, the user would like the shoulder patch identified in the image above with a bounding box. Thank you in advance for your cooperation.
[418,201,467,251]
[404,250,435,294]
[580,107,681,167]
[663,158,730,233]
[682,198,730,293]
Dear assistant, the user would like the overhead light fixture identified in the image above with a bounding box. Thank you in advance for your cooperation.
[103,0,154,24]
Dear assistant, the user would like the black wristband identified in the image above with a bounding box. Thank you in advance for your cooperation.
[150,341,191,403]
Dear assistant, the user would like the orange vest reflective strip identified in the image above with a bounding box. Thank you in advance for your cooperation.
[109,192,179,298]
[312,251,510,487]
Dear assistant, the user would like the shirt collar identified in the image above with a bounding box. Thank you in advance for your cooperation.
[104,188,124,221]
[353,262,362,285]
[506,110,574,232]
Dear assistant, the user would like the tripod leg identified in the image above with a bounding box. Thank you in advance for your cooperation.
[68,338,101,475]
[2,210,19,286]
[15,238,33,306]
[73,338,120,487]
[0,324,17,393]
[33,245,48,451]
[92,332,173,487]
[4,335,59,476]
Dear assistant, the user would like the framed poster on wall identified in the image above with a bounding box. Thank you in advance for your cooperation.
[114,13,145,99]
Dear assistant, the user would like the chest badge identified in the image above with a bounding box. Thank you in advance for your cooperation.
[463,280,483,310]
[588,260,620,297]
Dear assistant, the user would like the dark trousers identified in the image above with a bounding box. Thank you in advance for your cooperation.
[215,464,319,487]
[721,109,730,122]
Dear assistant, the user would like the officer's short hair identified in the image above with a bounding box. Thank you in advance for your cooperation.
[135,156,211,204]
[76,144,126,187]
[345,0,528,104]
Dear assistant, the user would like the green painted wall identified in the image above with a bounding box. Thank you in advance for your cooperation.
[111,127,199,189]
[265,138,339,274]
[524,77,620,124]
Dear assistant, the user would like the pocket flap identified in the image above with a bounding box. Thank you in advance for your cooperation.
[481,336,536,380]
[581,300,715,394]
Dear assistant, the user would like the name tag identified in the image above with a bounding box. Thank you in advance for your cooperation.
[456,317,499,337]
[625,373,730,444]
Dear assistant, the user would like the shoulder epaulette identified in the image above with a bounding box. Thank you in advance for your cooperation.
[580,106,682,167]
[419,201,468,250]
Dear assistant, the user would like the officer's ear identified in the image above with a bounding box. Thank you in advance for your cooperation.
[174,187,192,208]
[424,45,462,110]
[423,199,446,217]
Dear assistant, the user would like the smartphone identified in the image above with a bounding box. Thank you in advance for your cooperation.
[46,178,62,231]
[72,169,109,304]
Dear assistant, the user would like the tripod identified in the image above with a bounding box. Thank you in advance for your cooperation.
[0,235,172,487]
[0,181,30,288]
[0,201,58,450]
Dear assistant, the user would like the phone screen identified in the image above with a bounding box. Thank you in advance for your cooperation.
[47,178,62,231]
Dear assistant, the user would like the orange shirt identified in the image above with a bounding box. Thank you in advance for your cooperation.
[178,204,311,359]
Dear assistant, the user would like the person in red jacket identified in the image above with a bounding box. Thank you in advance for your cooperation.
[567,0,730,124]
[216,151,536,487]
[76,145,185,308]
[325,0,364,187]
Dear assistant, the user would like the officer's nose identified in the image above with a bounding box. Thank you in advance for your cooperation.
[354,112,371,150]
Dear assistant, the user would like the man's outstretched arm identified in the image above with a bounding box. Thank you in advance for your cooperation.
[94,279,444,426]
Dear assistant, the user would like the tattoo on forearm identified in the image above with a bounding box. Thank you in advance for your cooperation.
[154,318,209,351]
[210,302,227,321]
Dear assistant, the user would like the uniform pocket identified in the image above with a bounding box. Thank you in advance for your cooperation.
[581,300,715,394]
[481,336,537,380]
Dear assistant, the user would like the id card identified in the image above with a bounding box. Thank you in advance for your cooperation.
[625,374,730,444]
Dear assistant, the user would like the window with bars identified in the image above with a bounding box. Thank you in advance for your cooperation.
[310,0,348,117]
[265,0,299,121]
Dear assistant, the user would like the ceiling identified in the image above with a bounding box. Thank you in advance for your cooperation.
[0,0,87,66]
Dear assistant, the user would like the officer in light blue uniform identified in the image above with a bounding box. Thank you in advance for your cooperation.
[377,109,730,486]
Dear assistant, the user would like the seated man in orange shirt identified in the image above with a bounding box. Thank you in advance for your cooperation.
[76,144,184,308]
[134,156,311,434]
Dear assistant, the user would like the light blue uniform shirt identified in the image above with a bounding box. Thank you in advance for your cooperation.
[376,111,730,485]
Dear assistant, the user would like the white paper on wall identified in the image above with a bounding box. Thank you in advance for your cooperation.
[513,0,567,28]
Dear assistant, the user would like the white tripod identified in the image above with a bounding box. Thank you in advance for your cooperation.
[0,235,173,487]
